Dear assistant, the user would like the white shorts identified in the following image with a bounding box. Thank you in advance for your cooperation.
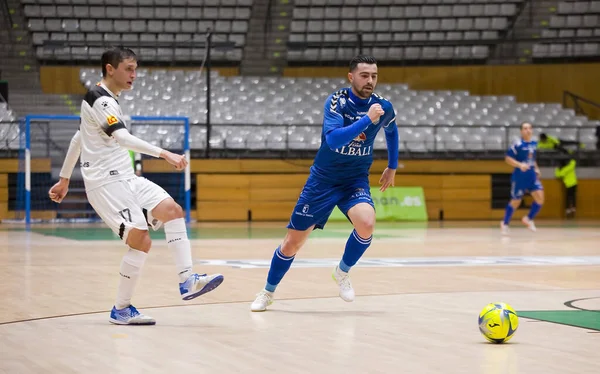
[87,177,170,243]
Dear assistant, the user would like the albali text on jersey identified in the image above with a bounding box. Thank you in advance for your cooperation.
[78,83,162,191]
[310,88,399,184]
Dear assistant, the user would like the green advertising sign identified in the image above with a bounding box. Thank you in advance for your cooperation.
[329,187,428,221]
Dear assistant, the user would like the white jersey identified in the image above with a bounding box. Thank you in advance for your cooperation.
[79,82,135,191]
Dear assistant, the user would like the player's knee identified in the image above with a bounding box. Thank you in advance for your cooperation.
[127,229,152,253]
[163,201,184,221]
[280,235,304,257]
[354,217,375,238]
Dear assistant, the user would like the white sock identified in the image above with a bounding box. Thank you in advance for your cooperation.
[164,218,193,283]
[115,248,148,310]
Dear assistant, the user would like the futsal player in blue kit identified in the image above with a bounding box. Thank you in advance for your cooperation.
[251,55,399,311]
[501,122,544,235]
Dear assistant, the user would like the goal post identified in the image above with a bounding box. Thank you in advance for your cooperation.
[22,114,191,225]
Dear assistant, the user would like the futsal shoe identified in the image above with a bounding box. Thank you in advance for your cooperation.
[109,305,156,325]
[521,216,537,232]
[250,290,274,312]
[180,273,224,301]
[332,266,355,302]
[500,222,509,236]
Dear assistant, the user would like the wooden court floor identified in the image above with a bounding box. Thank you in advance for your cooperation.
[0,220,599,374]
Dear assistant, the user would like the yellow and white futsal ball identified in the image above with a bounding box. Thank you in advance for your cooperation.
[478,302,519,343]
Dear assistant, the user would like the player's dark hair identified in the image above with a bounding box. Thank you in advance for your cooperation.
[539,133,547,140]
[520,122,532,130]
[349,55,377,72]
[101,47,137,77]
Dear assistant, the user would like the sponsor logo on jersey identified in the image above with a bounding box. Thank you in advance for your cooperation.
[353,132,367,142]
[107,115,119,126]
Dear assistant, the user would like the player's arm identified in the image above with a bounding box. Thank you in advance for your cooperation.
[534,161,541,177]
[91,97,187,170]
[379,107,398,192]
[323,96,384,149]
[383,107,399,170]
[49,130,81,203]
[505,144,529,172]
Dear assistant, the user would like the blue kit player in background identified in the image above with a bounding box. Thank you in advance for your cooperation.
[251,55,399,311]
[501,122,544,235]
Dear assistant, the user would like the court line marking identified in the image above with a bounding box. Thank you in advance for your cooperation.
[564,297,600,312]
[1,288,598,327]
[195,256,600,269]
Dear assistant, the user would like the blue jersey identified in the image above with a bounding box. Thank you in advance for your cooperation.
[506,139,538,179]
[309,88,398,184]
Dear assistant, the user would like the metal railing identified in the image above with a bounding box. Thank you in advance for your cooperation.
[3,120,595,163]
[563,91,600,118]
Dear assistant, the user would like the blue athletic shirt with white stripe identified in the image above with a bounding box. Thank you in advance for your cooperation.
[309,88,399,184]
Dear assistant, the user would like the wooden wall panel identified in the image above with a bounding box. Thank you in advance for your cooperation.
[535,180,564,219]
[442,175,490,188]
[196,174,250,187]
[197,187,249,201]
[193,169,600,221]
[576,180,600,218]
[146,159,512,174]
[442,188,489,201]
[443,201,492,220]
[249,174,310,188]
[250,202,296,221]
[0,187,7,201]
[0,159,51,172]
[250,188,301,202]
[196,202,249,221]
[0,202,7,220]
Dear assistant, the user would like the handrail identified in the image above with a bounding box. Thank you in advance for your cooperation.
[0,0,14,47]
[264,0,273,58]
[563,91,600,117]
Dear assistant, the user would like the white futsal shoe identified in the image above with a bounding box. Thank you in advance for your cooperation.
[179,273,224,301]
[251,290,274,312]
[500,222,509,236]
[521,216,537,232]
[332,266,355,302]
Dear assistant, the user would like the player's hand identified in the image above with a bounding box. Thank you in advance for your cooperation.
[161,150,188,171]
[519,163,530,172]
[367,104,385,123]
[535,168,541,177]
[379,168,396,192]
[48,178,69,203]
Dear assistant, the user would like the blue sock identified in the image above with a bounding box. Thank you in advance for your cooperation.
[339,230,372,273]
[265,246,295,292]
[528,202,542,220]
[503,204,514,225]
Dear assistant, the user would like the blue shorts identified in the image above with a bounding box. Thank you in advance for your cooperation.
[510,175,543,200]
[287,175,374,231]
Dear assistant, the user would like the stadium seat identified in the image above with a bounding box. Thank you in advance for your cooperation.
[22,0,252,63]
[287,0,521,62]
[76,68,595,152]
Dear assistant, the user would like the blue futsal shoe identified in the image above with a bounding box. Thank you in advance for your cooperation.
[109,305,156,325]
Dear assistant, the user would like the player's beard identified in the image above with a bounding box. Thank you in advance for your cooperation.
[354,84,373,99]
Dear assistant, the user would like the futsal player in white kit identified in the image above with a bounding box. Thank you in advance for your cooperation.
[48,47,224,325]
